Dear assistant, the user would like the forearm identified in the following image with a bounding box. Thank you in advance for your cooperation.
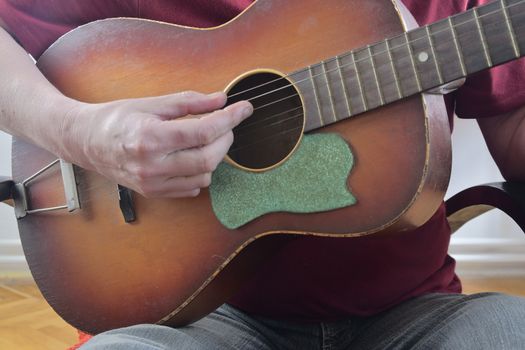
[0,25,253,198]
[0,27,80,159]
[478,105,525,181]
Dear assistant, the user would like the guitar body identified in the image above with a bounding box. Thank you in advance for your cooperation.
[12,0,451,334]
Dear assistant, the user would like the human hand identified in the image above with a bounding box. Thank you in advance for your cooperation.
[61,91,252,198]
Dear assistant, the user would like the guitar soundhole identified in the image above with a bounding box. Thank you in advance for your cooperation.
[226,71,304,171]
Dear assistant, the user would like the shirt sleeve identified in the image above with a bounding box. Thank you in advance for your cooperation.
[0,0,252,59]
[0,0,137,58]
[454,60,525,118]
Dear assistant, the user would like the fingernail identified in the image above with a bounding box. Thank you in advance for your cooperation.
[208,91,225,99]
[240,105,253,118]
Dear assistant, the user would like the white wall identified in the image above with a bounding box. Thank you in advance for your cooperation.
[1,117,524,278]
[0,130,29,277]
[447,117,525,277]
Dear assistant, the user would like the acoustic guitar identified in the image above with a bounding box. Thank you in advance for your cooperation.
[3,0,524,334]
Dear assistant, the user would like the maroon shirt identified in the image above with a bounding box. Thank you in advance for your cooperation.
[1,0,524,321]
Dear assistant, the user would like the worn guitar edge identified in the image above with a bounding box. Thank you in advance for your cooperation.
[364,0,451,234]
[44,1,260,55]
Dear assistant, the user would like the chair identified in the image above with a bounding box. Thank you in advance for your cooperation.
[446,181,525,235]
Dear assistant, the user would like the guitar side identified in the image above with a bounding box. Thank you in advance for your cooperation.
[12,0,450,333]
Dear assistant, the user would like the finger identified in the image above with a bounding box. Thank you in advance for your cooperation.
[146,131,234,178]
[135,91,228,119]
[158,189,201,199]
[158,100,252,150]
[139,188,201,199]
[164,172,212,192]
[118,130,232,190]
[140,173,212,198]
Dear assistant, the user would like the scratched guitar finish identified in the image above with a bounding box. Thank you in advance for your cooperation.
[11,0,524,334]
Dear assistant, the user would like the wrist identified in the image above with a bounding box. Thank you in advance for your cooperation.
[43,94,91,164]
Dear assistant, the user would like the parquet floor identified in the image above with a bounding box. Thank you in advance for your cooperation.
[0,281,77,350]
[1,277,525,350]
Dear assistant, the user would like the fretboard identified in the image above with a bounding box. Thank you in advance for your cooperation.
[294,0,525,131]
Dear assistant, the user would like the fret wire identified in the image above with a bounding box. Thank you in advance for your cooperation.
[229,1,524,104]
[368,45,385,105]
[264,1,522,123]
[404,32,422,91]
[351,51,368,111]
[321,60,338,122]
[335,55,353,116]
[227,0,525,121]
[308,65,324,127]
[502,0,521,57]
[448,17,467,75]
[425,26,444,85]
[385,38,403,98]
[473,7,493,66]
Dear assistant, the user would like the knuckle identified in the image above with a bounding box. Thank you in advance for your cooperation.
[199,151,219,173]
[200,173,212,188]
[137,183,159,198]
[225,131,234,147]
[123,124,156,157]
[126,140,149,157]
[171,127,191,148]
[197,122,218,145]
[188,188,201,197]
[171,188,200,199]
[171,91,199,116]
[176,91,201,108]
[173,177,193,192]
[132,165,153,181]
[179,90,198,99]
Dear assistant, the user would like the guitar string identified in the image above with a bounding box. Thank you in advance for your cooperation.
[227,2,521,133]
[230,127,304,154]
[227,8,525,138]
[11,3,525,205]
[229,115,304,153]
[239,6,522,125]
[228,0,524,104]
[234,106,303,131]
[232,16,525,139]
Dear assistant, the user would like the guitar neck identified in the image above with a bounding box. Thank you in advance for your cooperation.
[302,0,525,131]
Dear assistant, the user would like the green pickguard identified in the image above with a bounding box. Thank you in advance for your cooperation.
[209,133,356,229]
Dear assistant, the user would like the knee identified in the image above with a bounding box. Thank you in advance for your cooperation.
[81,324,201,349]
[461,292,525,320]
[425,293,525,349]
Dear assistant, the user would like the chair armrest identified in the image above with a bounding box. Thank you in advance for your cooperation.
[0,176,14,206]
[446,182,525,234]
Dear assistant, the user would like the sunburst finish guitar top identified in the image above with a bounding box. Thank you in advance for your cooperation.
[15,0,524,334]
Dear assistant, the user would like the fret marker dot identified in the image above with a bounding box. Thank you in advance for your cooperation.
[418,52,429,63]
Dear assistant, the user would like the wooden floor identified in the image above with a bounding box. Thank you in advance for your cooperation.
[1,278,525,350]
[0,281,78,350]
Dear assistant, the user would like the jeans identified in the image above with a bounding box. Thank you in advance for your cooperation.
[81,292,525,349]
